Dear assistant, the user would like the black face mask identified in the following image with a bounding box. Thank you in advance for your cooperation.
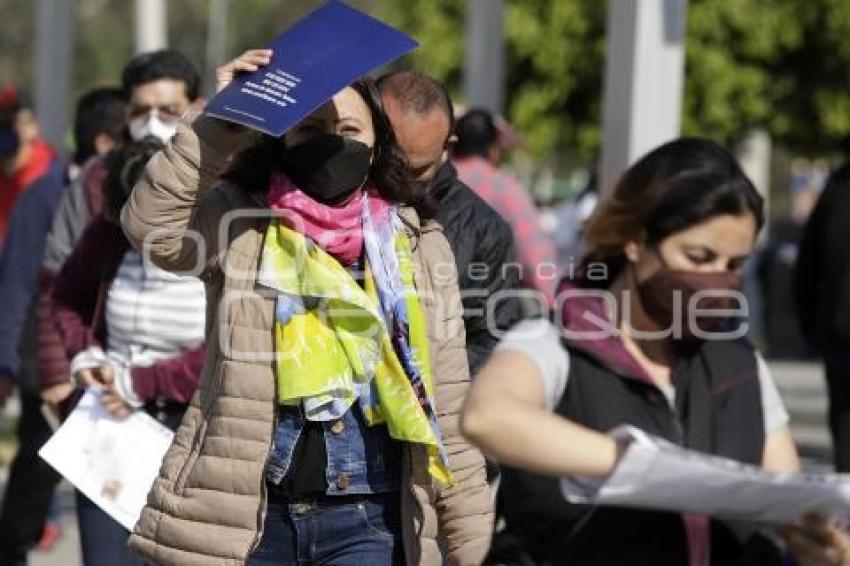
[279,134,372,204]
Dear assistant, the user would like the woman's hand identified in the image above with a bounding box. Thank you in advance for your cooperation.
[215,49,273,93]
[100,387,132,419]
[41,382,75,408]
[73,364,114,391]
[780,515,850,566]
[72,364,131,417]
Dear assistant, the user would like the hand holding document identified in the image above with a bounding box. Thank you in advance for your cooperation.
[204,0,418,136]
[39,390,174,531]
[561,426,850,524]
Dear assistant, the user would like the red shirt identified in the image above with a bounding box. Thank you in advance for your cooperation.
[0,138,56,240]
[454,155,559,306]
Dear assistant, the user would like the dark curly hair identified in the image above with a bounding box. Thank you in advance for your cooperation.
[222,77,437,220]
[103,136,165,223]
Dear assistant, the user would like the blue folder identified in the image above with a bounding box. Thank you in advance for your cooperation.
[204,0,418,137]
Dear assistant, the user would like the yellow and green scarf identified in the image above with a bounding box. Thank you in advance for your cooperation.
[257,195,452,485]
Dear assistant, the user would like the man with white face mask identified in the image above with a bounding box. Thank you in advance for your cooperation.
[33,50,201,440]
[128,107,178,143]
[41,49,200,271]
[124,49,200,143]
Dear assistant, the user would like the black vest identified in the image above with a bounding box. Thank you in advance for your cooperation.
[496,338,780,566]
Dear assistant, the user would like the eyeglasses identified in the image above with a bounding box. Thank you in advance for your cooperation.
[128,104,186,124]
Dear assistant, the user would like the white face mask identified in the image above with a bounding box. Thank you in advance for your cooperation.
[129,112,177,143]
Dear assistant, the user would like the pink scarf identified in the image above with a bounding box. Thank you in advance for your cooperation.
[268,170,389,266]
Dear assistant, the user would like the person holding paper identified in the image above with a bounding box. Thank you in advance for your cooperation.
[462,138,801,565]
[120,48,492,565]
[52,137,207,566]
[0,87,126,566]
[37,48,203,415]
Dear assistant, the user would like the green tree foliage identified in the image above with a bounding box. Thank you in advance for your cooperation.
[3,0,368,106]
[379,0,467,97]
[4,0,850,157]
[74,0,133,96]
[773,0,850,150]
[380,0,850,157]
[72,0,336,100]
[380,0,605,158]
[0,0,35,98]
[503,1,605,157]
[682,0,802,143]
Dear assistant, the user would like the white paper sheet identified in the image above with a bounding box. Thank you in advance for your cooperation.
[561,426,850,524]
[38,390,174,530]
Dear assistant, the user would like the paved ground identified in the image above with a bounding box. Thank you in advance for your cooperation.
[771,361,832,469]
[28,483,78,566]
[0,360,835,565]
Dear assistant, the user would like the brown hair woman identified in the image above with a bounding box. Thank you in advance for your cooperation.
[462,138,800,565]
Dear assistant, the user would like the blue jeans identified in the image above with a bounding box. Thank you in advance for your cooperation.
[248,493,403,565]
[75,491,142,566]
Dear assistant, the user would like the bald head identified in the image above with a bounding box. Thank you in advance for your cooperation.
[378,70,453,182]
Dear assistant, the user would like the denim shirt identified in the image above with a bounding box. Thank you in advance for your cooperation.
[265,402,402,495]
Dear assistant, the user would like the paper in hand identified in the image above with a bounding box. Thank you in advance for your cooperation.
[561,426,850,524]
[39,390,174,531]
[204,0,418,137]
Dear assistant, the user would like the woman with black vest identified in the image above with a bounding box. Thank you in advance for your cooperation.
[462,138,801,565]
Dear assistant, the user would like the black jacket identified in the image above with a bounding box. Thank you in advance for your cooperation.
[795,163,850,352]
[431,162,523,374]
[496,305,773,565]
[486,286,780,565]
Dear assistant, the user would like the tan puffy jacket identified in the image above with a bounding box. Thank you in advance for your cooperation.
[120,116,493,565]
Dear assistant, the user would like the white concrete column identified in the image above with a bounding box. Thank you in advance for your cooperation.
[134,0,167,54]
[34,0,75,149]
[205,0,229,96]
[463,0,505,113]
[736,129,772,241]
[599,0,688,194]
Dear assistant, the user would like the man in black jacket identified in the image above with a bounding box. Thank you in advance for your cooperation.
[795,163,850,471]
[378,70,523,374]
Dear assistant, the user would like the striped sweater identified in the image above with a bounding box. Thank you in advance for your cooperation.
[52,216,206,407]
[106,250,205,371]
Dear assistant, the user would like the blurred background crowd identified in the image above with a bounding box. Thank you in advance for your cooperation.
[2,0,850,563]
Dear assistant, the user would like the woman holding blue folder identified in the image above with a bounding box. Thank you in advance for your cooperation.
[120,49,492,566]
